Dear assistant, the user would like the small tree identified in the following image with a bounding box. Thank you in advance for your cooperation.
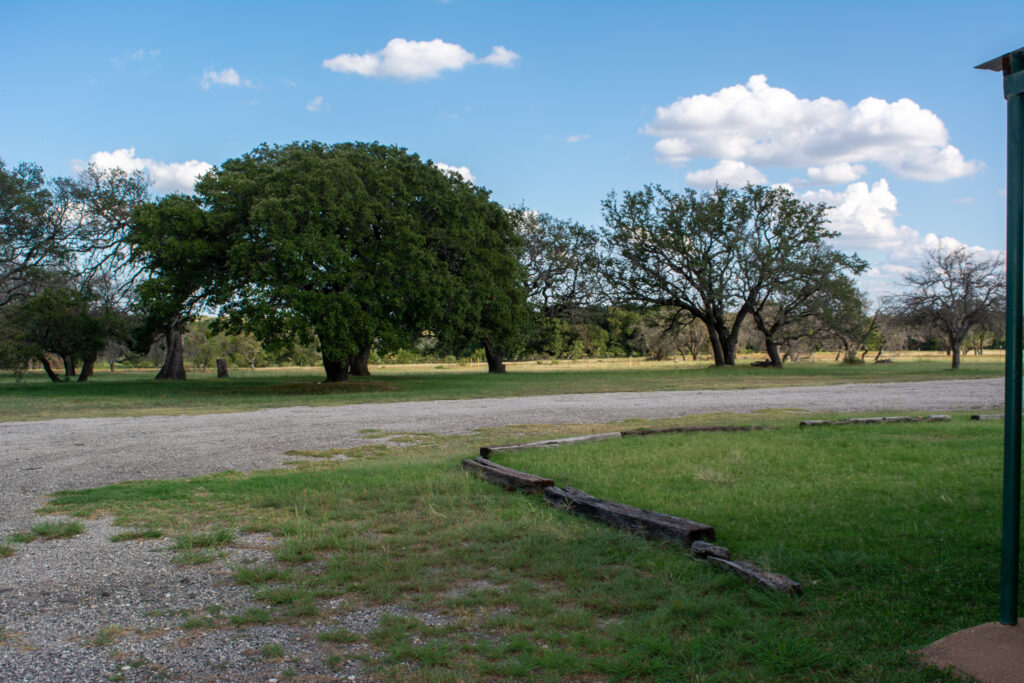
[3,281,117,382]
[817,277,879,363]
[891,247,1006,369]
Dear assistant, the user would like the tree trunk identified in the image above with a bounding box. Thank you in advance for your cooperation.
[951,338,962,369]
[216,358,229,378]
[39,356,62,383]
[63,355,76,378]
[765,339,783,368]
[108,360,115,372]
[77,356,95,383]
[348,346,371,376]
[720,330,738,366]
[155,331,187,380]
[705,321,725,366]
[484,344,506,374]
[323,357,349,382]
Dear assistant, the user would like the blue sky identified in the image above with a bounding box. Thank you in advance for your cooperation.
[3,1,1022,298]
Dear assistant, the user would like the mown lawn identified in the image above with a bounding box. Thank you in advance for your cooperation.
[0,353,1002,422]
[36,411,1006,681]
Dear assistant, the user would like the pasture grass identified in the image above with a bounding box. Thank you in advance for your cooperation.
[40,411,1003,681]
[5,520,85,549]
[0,353,1001,422]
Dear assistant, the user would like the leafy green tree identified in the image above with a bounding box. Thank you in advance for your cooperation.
[0,159,74,309]
[739,185,867,367]
[603,183,865,367]
[1,157,150,381]
[603,185,745,366]
[130,194,219,380]
[131,141,527,381]
[817,276,879,363]
[2,281,118,382]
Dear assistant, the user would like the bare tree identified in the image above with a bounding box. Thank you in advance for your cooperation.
[891,247,1005,369]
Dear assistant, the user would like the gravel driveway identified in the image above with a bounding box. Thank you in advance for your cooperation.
[0,378,1004,681]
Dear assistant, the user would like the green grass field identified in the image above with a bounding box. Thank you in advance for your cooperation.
[0,353,1003,422]
[38,411,1004,681]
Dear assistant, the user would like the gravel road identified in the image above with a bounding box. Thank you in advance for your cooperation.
[0,378,1004,681]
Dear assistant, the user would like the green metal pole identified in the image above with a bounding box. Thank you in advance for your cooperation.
[1001,51,1024,626]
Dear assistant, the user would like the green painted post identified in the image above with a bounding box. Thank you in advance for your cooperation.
[980,49,1024,626]
[1003,61,1024,626]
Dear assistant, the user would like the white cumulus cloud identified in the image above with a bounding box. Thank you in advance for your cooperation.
[801,179,919,253]
[87,148,212,194]
[565,134,589,143]
[323,38,519,81]
[685,160,767,188]
[802,179,1000,262]
[798,179,1002,297]
[306,95,324,112]
[479,45,521,67]
[200,67,251,90]
[807,162,867,185]
[434,162,475,183]
[645,75,980,182]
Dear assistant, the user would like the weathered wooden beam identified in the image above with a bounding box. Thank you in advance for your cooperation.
[480,432,621,458]
[971,414,1005,421]
[690,540,731,560]
[620,425,770,438]
[706,556,802,595]
[799,415,950,427]
[461,457,555,493]
[543,486,715,545]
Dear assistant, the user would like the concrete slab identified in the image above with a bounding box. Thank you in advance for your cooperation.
[917,622,1024,682]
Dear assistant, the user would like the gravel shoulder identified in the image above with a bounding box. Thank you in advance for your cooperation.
[0,378,1004,681]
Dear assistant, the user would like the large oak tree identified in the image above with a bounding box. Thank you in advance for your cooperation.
[131,141,527,381]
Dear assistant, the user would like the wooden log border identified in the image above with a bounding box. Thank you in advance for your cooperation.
[799,415,950,427]
[461,457,554,493]
[543,485,715,546]
[469,423,802,594]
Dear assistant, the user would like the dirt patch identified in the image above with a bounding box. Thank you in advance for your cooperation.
[916,621,1024,682]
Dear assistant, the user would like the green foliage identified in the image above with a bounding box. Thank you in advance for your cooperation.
[131,141,529,380]
[0,280,121,379]
[511,207,603,318]
[1,158,150,379]
[603,183,868,367]
[0,159,73,309]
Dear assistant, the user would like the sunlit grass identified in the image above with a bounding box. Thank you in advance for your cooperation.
[40,411,1000,680]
